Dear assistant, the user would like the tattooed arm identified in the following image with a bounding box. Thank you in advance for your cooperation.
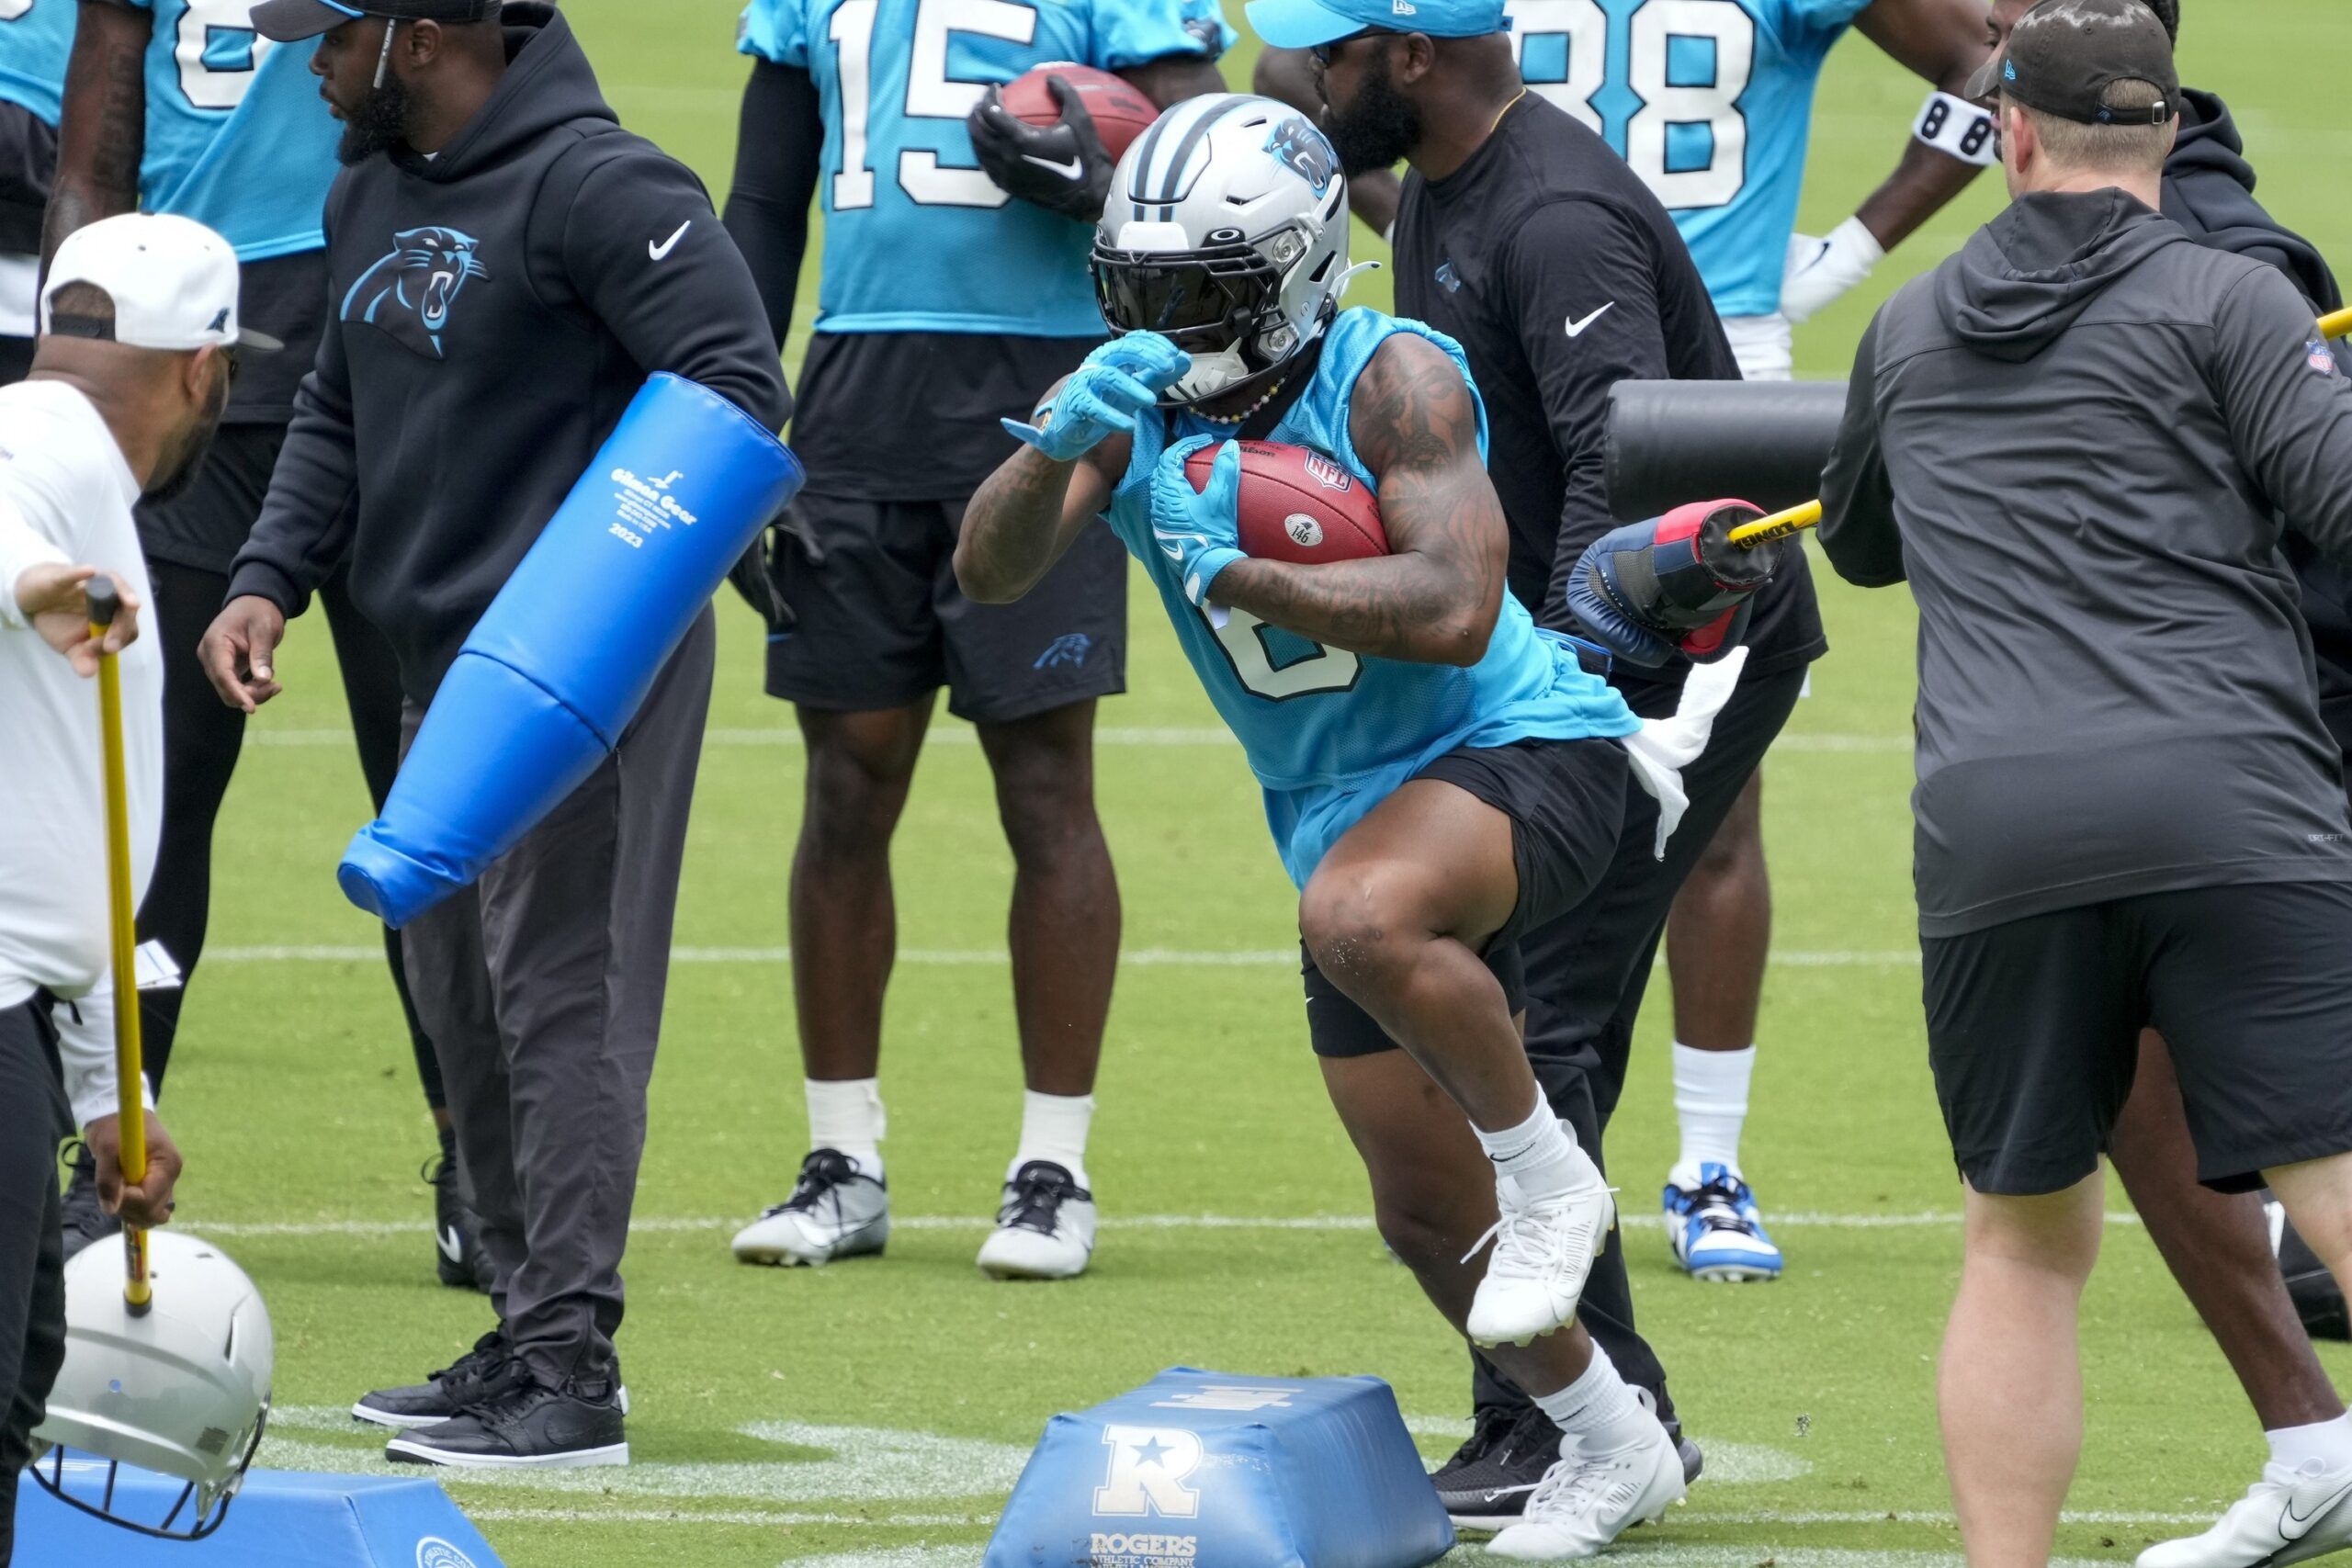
[957,380,1127,604]
[1208,333,1504,667]
[43,2,152,267]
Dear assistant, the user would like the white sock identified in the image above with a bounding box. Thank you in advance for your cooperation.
[1532,1344,1657,1456]
[806,1077,886,1177]
[2267,1413,2352,1474]
[1473,1096,1600,1204]
[1011,1089,1095,1189]
[1673,1042,1755,1181]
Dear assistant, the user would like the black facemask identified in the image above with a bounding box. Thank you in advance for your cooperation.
[338,69,413,166]
[1324,51,1422,178]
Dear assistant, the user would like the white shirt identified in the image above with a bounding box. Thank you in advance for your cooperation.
[0,378,161,1125]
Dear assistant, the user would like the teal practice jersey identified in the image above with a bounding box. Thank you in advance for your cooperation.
[0,0,72,126]
[0,1,334,260]
[1102,310,1640,887]
[738,0,1232,336]
[1504,0,1872,320]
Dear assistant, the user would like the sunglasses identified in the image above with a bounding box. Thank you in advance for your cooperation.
[1310,28,1388,66]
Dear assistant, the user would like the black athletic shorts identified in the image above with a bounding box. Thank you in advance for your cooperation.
[765,495,1126,725]
[1923,880,2352,1196]
[1304,736,1630,1058]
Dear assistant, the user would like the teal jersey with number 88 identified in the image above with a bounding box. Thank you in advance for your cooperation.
[739,0,1232,337]
[1502,0,1872,320]
[0,0,336,261]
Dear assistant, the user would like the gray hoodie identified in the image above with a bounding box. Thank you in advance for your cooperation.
[1821,188,2352,938]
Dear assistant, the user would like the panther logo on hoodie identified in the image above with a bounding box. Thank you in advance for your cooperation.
[342,227,489,359]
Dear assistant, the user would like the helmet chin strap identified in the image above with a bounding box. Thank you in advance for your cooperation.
[1334,259,1383,299]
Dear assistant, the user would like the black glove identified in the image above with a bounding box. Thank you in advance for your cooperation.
[726,502,825,634]
[967,77,1114,222]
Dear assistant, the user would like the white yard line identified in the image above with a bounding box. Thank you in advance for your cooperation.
[205,943,1920,967]
[245,725,1904,753]
[194,1208,2142,1239]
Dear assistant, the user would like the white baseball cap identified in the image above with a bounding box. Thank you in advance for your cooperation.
[40,213,282,354]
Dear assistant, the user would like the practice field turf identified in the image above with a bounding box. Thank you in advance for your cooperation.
[151,6,2352,1565]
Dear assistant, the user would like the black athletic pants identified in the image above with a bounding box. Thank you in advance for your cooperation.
[0,997,70,1568]
[401,612,715,1385]
[1470,662,1812,1429]
[137,558,441,1107]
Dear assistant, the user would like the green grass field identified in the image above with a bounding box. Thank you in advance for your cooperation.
[148,5,2352,1564]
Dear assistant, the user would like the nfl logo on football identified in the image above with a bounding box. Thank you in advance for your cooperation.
[1300,452,1353,492]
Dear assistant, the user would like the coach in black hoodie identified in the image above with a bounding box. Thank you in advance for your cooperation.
[200,0,788,1470]
[1819,2,2352,1559]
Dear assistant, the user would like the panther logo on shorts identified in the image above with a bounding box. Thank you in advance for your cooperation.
[1035,633,1092,670]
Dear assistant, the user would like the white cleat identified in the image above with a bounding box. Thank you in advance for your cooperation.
[1486,1422,1686,1561]
[2138,1461,2352,1568]
[1465,1168,1615,1348]
[977,1161,1096,1280]
[730,1148,889,1267]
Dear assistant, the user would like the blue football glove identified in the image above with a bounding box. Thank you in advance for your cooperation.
[1567,501,1783,669]
[1002,334,1193,462]
[1150,435,1247,614]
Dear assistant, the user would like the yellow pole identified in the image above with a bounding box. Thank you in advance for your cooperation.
[1725,305,2352,550]
[85,577,150,1315]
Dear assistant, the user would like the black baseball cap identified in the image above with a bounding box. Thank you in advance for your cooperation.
[1964,0,2178,126]
[253,0,497,42]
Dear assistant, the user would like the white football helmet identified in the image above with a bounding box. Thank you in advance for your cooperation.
[30,1230,273,1540]
[1092,93,1362,406]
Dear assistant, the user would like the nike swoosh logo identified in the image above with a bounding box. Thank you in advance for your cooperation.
[2281,1474,2352,1539]
[1565,302,1615,338]
[649,220,692,261]
[1021,152,1085,182]
[437,1224,465,1263]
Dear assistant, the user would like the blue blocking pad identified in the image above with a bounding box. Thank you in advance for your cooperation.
[16,1462,506,1567]
[987,1369,1454,1568]
[339,373,804,928]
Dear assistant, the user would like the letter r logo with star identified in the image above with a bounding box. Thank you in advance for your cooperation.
[1092,1426,1204,1517]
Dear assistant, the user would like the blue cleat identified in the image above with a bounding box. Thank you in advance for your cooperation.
[1663,1162,1784,1282]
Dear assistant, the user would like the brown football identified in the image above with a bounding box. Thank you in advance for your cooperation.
[1182,440,1391,566]
[1000,63,1161,163]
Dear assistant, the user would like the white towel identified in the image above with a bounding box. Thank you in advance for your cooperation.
[1623,647,1749,858]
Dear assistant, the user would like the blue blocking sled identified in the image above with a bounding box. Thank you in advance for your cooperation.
[986,1368,1454,1568]
[338,372,804,928]
[17,1462,506,1568]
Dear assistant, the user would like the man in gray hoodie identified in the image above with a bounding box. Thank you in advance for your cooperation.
[1819,2,2352,1560]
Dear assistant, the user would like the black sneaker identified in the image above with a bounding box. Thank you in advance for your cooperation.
[352,1332,525,1430]
[58,1142,119,1263]
[385,1371,628,1469]
[1435,1403,1704,1529]
[425,1144,494,1293]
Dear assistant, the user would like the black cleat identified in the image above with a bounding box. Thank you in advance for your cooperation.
[425,1143,494,1293]
[1435,1403,1703,1529]
[385,1371,628,1469]
[58,1142,119,1263]
[353,1332,524,1430]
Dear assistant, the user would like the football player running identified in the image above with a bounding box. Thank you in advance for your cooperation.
[961,95,1774,1556]
[1258,0,1992,1285]
[720,0,1231,1283]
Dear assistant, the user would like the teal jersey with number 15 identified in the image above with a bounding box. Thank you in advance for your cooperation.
[738,0,1233,337]
[1502,0,1875,320]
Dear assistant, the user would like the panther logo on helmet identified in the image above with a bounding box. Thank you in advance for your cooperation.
[1263,117,1337,197]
